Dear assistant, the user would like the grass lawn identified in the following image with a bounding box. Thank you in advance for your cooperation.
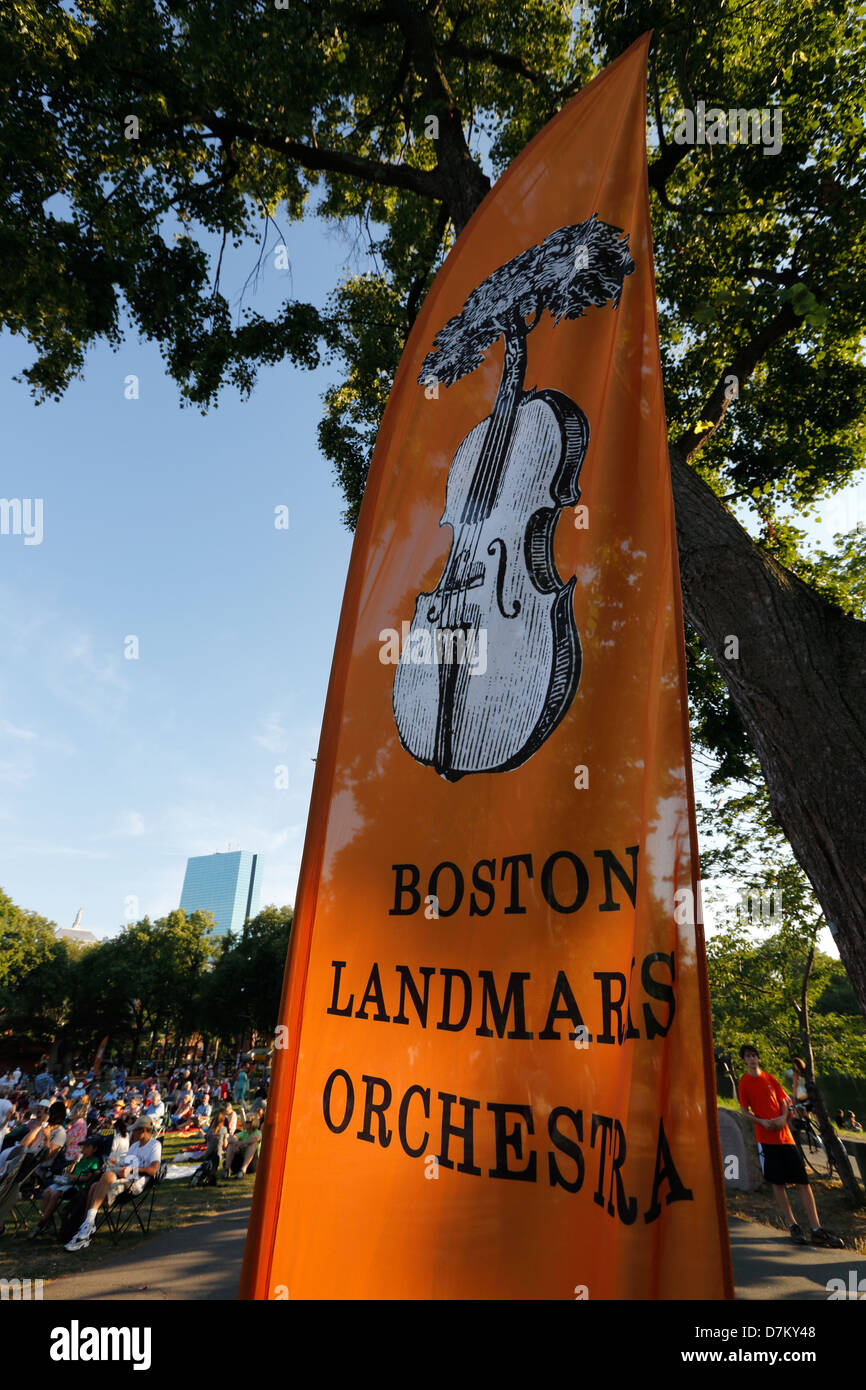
[0,1127,255,1288]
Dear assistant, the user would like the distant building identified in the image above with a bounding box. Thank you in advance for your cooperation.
[57,907,99,948]
[179,851,262,935]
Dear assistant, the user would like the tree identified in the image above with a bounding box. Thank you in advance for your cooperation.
[69,910,218,1064]
[145,908,217,1060]
[706,864,866,1206]
[68,922,157,1062]
[198,905,293,1048]
[0,889,56,1001]
[2,3,864,1006]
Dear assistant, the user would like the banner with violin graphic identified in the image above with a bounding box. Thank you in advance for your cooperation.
[241,33,733,1300]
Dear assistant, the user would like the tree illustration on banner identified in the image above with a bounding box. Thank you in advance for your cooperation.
[393,215,635,780]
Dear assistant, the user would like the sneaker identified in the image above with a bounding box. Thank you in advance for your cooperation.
[811,1227,844,1248]
[789,1223,806,1244]
[27,1223,47,1241]
[65,1225,93,1252]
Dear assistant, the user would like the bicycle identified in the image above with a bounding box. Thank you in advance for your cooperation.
[790,1103,833,1178]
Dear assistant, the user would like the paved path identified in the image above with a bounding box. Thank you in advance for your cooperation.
[43,1200,251,1302]
[39,1203,865,1301]
[729,1217,866,1300]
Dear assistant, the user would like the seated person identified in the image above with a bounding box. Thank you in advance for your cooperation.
[87,1097,106,1127]
[224,1117,262,1178]
[201,1110,229,1167]
[223,1102,239,1137]
[169,1090,195,1129]
[143,1089,165,1124]
[251,1093,267,1120]
[65,1119,161,1252]
[30,1101,69,1188]
[64,1100,89,1164]
[0,1086,14,1141]
[845,1110,863,1132]
[124,1095,143,1126]
[0,1106,45,1174]
[89,1116,130,1171]
[28,1135,102,1239]
[194,1090,212,1124]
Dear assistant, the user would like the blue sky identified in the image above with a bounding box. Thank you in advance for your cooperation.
[1,195,862,943]
[0,212,361,936]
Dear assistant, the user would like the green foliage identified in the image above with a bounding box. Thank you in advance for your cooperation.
[685,627,757,786]
[0,885,291,1058]
[0,887,73,1045]
[2,1,863,777]
[198,903,293,1041]
[706,863,866,1079]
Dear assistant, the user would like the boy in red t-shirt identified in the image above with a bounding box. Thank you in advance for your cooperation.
[737,1044,842,1247]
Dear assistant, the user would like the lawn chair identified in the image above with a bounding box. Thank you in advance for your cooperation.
[99,1161,167,1246]
[149,1114,168,1145]
[0,1151,27,1234]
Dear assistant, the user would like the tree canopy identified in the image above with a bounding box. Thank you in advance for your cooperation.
[4,1,862,517]
[2,0,864,1008]
[0,887,293,1065]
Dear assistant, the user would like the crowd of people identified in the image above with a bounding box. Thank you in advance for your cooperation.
[0,1057,269,1252]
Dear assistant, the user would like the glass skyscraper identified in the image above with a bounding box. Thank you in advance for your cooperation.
[179,850,262,935]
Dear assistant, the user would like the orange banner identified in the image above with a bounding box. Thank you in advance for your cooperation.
[241,33,732,1300]
[91,1036,109,1074]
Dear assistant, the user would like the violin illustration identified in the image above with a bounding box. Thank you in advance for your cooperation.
[392,216,634,780]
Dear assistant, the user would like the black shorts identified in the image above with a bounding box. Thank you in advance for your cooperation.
[758,1142,809,1186]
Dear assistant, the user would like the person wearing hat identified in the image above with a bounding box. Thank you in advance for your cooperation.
[28,1134,102,1239]
[65,1118,161,1252]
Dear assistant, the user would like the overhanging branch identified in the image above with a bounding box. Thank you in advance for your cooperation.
[677,300,799,458]
[443,39,547,86]
[204,114,444,202]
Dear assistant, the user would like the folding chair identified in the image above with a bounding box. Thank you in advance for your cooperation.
[0,1182,24,1232]
[0,1153,27,1234]
[25,1156,90,1242]
[149,1116,168,1147]
[100,1161,167,1246]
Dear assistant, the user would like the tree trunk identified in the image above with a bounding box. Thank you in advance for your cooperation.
[670,445,866,1019]
[48,1033,64,1072]
[796,979,864,1208]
